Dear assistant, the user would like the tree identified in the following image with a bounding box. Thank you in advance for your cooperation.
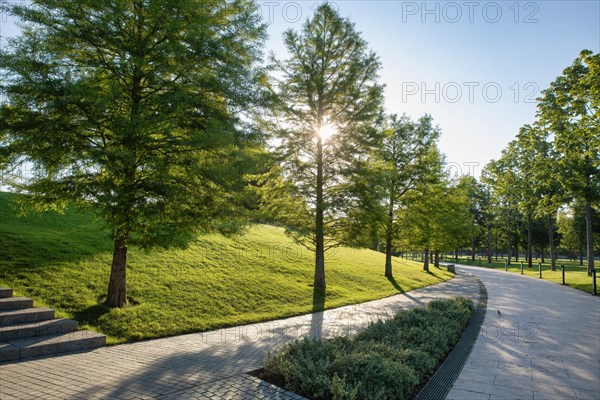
[519,125,563,269]
[477,181,494,263]
[538,50,600,274]
[0,0,266,307]
[482,151,522,265]
[432,177,475,266]
[458,176,487,262]
[353,114,439,278]
[395,146,457,272]
[268,4,384,290]
[381,115,439,277]
[512,125,546,268]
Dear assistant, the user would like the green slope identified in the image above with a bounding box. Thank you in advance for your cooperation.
[0,192,453,344]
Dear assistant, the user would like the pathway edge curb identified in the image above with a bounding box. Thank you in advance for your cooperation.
[414,274,488,400]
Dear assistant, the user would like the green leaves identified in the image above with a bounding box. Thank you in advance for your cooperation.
[537,50,600,203]
[0,0,267,247]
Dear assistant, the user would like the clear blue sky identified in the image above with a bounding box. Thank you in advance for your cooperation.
[2,1,599,178]
[260,0,600,177]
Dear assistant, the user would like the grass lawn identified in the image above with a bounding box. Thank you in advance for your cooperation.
[0,192,453,344]
[437,255,597,294]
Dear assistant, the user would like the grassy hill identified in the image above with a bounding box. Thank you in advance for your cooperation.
[0,192,453,344]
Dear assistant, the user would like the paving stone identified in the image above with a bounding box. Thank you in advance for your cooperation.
[448,265,600,400]
[446,389,491,400]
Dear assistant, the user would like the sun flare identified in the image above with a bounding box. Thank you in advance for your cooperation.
[317,124,337,141]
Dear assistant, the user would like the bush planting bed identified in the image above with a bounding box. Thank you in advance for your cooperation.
[260,297,474,400]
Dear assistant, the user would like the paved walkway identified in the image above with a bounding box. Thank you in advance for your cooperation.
[448,265,600,400]
[0,273,480,400]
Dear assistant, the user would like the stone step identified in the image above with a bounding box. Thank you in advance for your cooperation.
[0,297,34,311]
[2,330,106,361]
[0,307,55,325]
[0,287,13,299]
[0,318,78,341]
[0,343,19,362]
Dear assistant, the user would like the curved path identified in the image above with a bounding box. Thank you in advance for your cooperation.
[447,265,600,400]
[0,273,480,400]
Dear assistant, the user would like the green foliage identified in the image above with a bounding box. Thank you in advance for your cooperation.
[0,192,454,343]
[264,298,473,400]
[482,146,526,262]
[344,113,441,275]
[538,50,600,204]
[394,147,475,266]
[0,0,266,244]
[557,210,581,255]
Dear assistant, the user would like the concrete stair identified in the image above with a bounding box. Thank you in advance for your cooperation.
[0,286,105,362]
[0,297,34,311]
[0,287,13,298]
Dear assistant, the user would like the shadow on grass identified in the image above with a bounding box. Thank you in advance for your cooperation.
[310,287,326,339]
[72,303,112,327]
[312,287,325,312]
[387,276,404,293]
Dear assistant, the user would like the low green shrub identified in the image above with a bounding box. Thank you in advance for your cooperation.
[263,297,473,400]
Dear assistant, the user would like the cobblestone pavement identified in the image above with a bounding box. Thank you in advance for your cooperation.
[0,272,480,399]
[447,265,600,400]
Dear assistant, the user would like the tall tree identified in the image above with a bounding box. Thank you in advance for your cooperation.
[381,115,439,277]
[395,146,449,272]
[514,126,542,268]
[483,152,522,265]
[519,125,563,270]
[352,114,439,278]
[538,50,600,274]
[458,176,486,262]
[268,4,384,290]
[477,181,494,263]
[0,0,266,307]
[482,152,529,264]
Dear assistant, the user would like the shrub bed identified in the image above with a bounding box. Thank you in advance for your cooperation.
[262,297,473,400]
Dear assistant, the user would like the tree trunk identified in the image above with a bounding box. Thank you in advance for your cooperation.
[527,214,533,269]
[515,243,519,262]
[541,246,545,263]
[423,248,430,272]
[487,226,492,263]
[107,234,128,308]
[494,234,498,261]
[384,196,394,278]
[471,237,476,261]
[314,135,326,289]
[454,248,458,263]
[507,225,512,265]
[434,250,439,267]
[579,235,584,266]
[585,199,595,275]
